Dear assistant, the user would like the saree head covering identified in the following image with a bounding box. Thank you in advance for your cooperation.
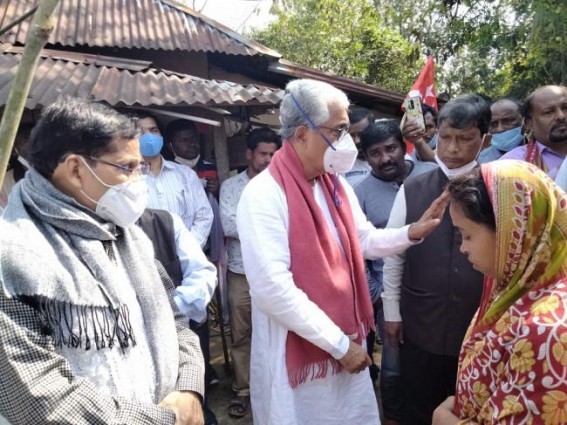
[454,159,567,421]
[474,159,567,333]
[269,141,375,388]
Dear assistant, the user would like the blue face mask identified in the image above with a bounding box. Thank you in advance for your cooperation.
[139,132,164,157]
[491,126,523,152]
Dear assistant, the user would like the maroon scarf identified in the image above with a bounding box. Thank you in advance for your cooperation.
[269,141,374,388]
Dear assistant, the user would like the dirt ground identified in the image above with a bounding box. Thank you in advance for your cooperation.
[207,330,383,425]
[207,330,253,425]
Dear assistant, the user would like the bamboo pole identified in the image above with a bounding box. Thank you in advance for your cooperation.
[0,0,60,189]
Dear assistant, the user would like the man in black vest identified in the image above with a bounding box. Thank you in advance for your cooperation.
[382,95,491,425]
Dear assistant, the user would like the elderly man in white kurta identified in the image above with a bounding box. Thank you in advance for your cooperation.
[236,79,448,425]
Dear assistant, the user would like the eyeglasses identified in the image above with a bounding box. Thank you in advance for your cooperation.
[88,156,151,175]
[288,93,350,142]
[317,124,350,141]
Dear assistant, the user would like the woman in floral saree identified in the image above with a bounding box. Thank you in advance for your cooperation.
[433,160,567,424]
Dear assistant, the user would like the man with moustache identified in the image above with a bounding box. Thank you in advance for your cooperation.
[383,95,489,425]
[478,98,524,163]
[354,120,437,425]
[502,85,567,178]
[166,120,219,196]
[220,128,281,418]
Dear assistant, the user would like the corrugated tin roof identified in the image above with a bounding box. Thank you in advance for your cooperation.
[0,44,284,108]
[269,60,405,107]
[0,0,280,57]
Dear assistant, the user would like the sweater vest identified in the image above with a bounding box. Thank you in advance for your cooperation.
[137,209,183,287]
[402,168,483,356]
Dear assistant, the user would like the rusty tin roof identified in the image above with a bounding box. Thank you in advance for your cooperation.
[0,44,284,108]
[0,0,280,57]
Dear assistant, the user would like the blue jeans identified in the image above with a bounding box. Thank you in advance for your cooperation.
[376,301,403,422]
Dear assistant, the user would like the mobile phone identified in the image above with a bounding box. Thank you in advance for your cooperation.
[404,96,426,132]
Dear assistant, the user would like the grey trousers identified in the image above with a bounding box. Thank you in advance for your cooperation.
[227,270,251,397]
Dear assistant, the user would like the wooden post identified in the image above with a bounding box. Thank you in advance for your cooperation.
[213,118,230,183]
[0,0,60,189]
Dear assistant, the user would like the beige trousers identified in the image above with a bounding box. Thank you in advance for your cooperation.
[227,270,251,396]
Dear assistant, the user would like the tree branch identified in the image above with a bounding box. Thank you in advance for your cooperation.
[0,0,60,189]
[0,6,38,37]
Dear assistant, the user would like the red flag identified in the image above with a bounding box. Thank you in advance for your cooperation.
[404,56,438,111]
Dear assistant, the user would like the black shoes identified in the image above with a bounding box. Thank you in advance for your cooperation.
[204,405,218,425]
[369,364,380,383]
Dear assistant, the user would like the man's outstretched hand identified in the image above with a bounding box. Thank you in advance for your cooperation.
[408,190,450,241]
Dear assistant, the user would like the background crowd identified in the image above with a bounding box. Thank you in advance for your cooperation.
[0,81,566,425]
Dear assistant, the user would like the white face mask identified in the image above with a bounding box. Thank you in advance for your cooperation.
[174,154,200,169]
[286,92,356,174]
[80,158,148,227]
[323,133,358,174]
[435,133,486,179]
[171,144,200,169]
[434,153,478,180]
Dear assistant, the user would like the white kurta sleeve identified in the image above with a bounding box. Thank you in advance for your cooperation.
[237,173,350,360]
[341,176,413,260]
[171,213,218,323]
[382,188,408,322]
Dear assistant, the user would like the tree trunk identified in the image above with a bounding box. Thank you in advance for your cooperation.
[0,0,60,189]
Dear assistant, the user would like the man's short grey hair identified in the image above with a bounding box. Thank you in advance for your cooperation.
[279,79,350,140]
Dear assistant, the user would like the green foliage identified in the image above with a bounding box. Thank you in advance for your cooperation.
[250,0,422,93]
[495,0,567,98]
[374,0,567,98]
[373,0,511,95]
[251,0,566,99]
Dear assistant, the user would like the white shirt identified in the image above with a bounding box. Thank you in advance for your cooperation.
[219,170,250,274]
[145,158,213,248]
[381,163,482,322]
[381,189,409,322]
[237,170,413,425]
[556,157,567,193]
[170,213,218,323]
